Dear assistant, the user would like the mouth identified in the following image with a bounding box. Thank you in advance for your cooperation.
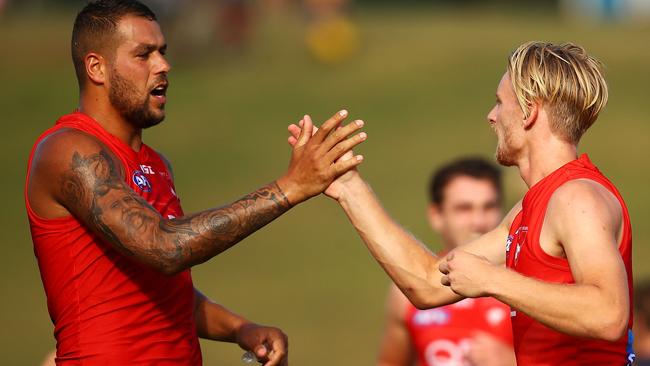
[150,82,168,104]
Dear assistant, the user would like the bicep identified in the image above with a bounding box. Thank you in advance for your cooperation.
[41,131,167,261]
[460,201,521,265]
[458,227,508,265]
[551,184,627,292]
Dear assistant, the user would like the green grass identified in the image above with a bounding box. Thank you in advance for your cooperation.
[1,6,649,365]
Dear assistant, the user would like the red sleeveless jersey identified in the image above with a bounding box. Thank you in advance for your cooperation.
[25,112,202,365]
[405,297,513,366]
[505,154,634,365]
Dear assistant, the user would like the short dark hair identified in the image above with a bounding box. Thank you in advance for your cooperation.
[428,157,502,205]
[71,0,157,88]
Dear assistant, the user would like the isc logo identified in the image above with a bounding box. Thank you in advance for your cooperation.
[140,164,155,174]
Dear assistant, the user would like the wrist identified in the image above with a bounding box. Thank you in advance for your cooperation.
[336,172,367,205]
[484,264,507,298]
[275,176,302,206]
[234,320,255,344]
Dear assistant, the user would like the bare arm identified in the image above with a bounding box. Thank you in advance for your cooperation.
[440,180,629,341]
[377,284,415,366]
[492,180,628,341]
[28,110,366,275]
[194,289,288,366]
[334,174,518,309]
[285,121,517,309]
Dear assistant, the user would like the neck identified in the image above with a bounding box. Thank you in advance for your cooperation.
[79,91,143,152]
[516,135,577,188]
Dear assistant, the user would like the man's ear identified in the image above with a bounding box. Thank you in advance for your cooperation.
[523,100,541,130]
[428,204,444,232]
[85,52,107,86]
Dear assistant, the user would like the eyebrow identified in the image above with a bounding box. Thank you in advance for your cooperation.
[133,43,167,54]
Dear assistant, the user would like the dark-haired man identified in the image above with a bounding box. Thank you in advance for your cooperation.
[25,1,366,364]
[377,158,515,366]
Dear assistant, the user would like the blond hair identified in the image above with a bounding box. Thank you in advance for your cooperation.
[507,41,608,144]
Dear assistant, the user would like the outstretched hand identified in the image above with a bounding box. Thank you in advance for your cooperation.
[286,112,365,201]
[277,110,366,205]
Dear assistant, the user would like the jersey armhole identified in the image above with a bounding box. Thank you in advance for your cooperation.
[25,127,76,227]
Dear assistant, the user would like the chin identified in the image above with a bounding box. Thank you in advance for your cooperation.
[142,117,164,129]
[495,146,517,167]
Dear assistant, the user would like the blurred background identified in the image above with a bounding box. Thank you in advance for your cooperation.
[1,0,649,365]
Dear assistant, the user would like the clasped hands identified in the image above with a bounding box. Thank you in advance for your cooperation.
[281,109,366,202]
[439,250,500,298]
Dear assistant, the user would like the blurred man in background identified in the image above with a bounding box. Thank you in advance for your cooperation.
[26,0,365,364]
[634,281,650,365]
[377,158,515,366]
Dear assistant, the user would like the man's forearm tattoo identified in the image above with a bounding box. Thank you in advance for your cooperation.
[60,147,291,273]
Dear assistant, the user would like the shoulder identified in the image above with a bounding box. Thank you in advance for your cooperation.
[549,179,621,221]
[33,128,123,174]
[547,178,622,238]
[28,128,125,215]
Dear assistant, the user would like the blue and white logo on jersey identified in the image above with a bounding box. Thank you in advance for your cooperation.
[413,309,450,326]
[506,235,514,253]
[132,170,152,192]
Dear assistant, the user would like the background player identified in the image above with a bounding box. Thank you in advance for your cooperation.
[377,158,515,366]
[25,1,366,364]
[633,281,650,365]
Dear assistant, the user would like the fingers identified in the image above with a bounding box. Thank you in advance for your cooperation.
[330,154,364,177]
[438,260,450,275]
[288,124,301,139]
[263,333,288,366]
[441,274,451,287]
[326,129,367,162]
[255,344,269,360]
[287,118,321,147]
[319,118,364,155]
[287,124,300,147]
[295,115,313,148]
[311,109,348,144]
[439,257,451,287]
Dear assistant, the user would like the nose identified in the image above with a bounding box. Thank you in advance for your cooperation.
[155,52,171,74]
[470,209,492,233]
[487,105,497,125]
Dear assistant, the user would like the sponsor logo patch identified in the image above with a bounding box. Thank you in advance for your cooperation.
[413,309,450,326]
[132,170,152,192]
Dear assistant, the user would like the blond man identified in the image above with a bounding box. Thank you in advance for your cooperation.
[289,41,634,365]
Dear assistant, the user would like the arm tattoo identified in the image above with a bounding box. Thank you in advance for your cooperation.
[60,147,291,274]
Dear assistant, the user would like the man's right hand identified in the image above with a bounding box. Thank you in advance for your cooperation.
[285,112,365,201]
[277,109,367,205]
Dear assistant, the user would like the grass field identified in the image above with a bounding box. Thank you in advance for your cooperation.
[1,5,649,365]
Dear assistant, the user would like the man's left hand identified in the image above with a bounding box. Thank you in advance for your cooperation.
[438,250,499,298]
[236,323,288,366]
